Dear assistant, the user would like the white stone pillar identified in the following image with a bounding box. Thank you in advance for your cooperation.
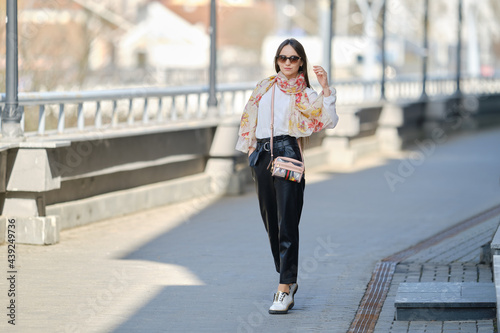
[1,141,69,245]
[205,115,249,195]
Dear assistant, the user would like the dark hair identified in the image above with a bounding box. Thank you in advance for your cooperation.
[274,38,310,88]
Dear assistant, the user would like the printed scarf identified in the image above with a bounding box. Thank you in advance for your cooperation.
[236,71,333,153]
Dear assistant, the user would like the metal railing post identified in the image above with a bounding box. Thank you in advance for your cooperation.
[156,98,163,122]
[95,101,102,128]
[57,103,65,133]
[111,100,118,127]
[38,105,46,135]
[142,98,149,124]
[77,103,84,130]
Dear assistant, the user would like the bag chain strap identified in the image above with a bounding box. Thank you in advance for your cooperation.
[269,84,275,168]
[268,84,304,170]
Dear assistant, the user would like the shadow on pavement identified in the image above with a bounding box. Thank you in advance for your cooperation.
[111,129,500,332]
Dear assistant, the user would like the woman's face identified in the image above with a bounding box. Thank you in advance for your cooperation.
[277,45,303,80]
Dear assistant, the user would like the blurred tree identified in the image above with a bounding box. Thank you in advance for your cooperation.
[219,4,274,52]
[0,0,118,92]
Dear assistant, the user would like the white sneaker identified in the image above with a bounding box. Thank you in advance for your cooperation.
[269,291,293,314]
[288,283,298,309]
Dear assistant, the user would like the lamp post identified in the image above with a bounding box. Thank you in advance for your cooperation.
[2,0,24,139]
[380,0,387,100]
[421,0,429,100]
[456,0,463,95]
[207,0,218,111]
[323,0,335,84]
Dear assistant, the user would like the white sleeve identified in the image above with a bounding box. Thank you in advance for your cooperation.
[305,87,339,129]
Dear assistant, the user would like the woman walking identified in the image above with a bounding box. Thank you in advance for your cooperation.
[236,38,339,314]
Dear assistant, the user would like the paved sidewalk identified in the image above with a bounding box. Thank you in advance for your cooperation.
[1,127,500,333]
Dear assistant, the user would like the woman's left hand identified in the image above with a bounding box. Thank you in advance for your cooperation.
[313,66,330,96]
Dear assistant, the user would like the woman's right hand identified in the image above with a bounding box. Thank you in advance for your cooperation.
[248,147,256,157]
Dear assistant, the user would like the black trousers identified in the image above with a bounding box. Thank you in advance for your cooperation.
[249,135,305,285]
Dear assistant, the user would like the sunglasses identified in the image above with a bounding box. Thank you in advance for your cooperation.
[276,55,301,64]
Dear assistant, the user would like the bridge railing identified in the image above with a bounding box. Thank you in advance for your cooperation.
[0,75,499,136]
[9,83,254,136]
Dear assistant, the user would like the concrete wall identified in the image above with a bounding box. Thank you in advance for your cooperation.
[45,127,215,205]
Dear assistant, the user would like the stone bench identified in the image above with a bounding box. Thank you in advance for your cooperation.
[323,102,383,167]
[376,100,426,153]
[395,218,500,322]
[490,224,500,324]
[394,282,496,321]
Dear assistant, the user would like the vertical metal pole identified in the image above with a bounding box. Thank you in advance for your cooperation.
[456,0,463,95]
[326,0,334,84]
[421,0,429,99]
[321,0,334,82]
[2,0,23,139]
[286,0,292,32]
[207,0,218,110]
[380,0,387,100]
